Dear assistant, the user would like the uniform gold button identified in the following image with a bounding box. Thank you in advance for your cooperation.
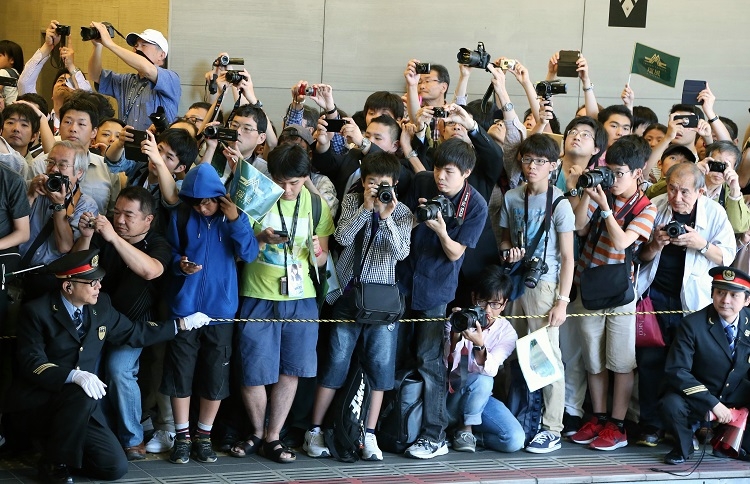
[80,347,84,352]
[76,366,80,370]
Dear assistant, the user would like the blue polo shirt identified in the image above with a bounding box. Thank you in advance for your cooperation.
[398,171,487,311]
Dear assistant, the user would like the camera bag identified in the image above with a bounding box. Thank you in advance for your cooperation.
[579,194,651,310]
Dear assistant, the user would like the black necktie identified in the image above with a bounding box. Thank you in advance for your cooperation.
[725,324,737,355]
[73,309,85,339]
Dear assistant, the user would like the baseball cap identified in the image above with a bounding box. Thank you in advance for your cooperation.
[126,29,169,55]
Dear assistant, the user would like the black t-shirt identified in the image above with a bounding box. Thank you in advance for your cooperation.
[0,163,31,246]
[652,211,694,298]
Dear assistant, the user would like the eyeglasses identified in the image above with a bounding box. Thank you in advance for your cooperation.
[70,278,103,287]
[417,78,441,85]
[612,170,633,179]
[46,160,72,170]
[568,129,595,140]
[475,299,506,310]
[185,116,204,125]
[521,157,550,165]
[229,122,260,135]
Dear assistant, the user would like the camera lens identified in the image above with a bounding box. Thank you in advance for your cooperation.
[203,125,218,138]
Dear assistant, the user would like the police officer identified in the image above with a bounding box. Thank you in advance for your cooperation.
[2,249,210,483]
[659,266,750,464]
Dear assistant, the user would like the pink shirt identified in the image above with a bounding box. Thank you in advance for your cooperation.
[445,316,518,377]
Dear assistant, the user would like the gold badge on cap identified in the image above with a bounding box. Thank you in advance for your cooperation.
[723,270,736,281]
[91,254,99,267]
[98,326,106,340]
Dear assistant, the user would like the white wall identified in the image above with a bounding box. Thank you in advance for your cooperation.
[170,0,750,136]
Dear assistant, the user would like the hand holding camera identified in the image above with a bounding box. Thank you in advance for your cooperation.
[340,118,364,147]
[501,246,525,264]
[78,211,99,237]
[450,306,489,334]
[665,223,704,250]
[84,22,115,46]
[44,20,64,50]
[404,59,422,87]
[445,103,476,131]
[583,184,610,210]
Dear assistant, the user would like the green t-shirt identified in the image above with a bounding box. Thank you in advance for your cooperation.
[240,187,335,300]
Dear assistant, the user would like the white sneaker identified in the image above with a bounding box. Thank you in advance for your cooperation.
[362,433,383,461]
[404,437,449,459]
[145,430,176,453]
[303,428,330,458]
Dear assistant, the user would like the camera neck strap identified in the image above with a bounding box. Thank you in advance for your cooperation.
[123,79,149,120]
[588,190,649,268]
[455,182,472,225]
[522,185,557,263]
[276,195,301,268]
[23,186,80,269]
[353,207,380,283]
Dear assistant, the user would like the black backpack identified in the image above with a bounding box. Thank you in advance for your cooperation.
[323,355,371,462]
[506,358,542,445]
[376,369,424,453]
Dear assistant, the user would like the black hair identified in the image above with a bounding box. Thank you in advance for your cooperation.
[17,93,49,115]
[597,104,634,128]
[352,110,367,132]
[59,97,99,129]
[522,108,560,134]
[98,117,125,129]
[2,102,40,135]
[474,265,513,302]
[670,103,705,120]
[230,105,267,133]
[363,91,404,120]
[360,151,401,184]
[70,91,114,122]
[706,140,742,168]
[431,64,450,89]
[188,101,211,111]
[719,116,739,141]
[267,143,311,180]
[563,116,608,167]
[605,134,651,170]
[157,128,199,169]
[644,123,667,136]
[368,114,400,142]
[519,133,560,163]
[117,186,155,216]
[434,138,476,173]
[465,99,494,132]
[632,105,658,131]
[169,117,198,137]
[301,105,318,130]
[0,40,24,74]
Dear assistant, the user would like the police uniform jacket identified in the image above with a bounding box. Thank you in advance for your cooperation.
[663,305,750,412]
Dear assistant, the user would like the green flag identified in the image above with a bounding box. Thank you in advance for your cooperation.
[228,159,283,222]
[630,43,680,87]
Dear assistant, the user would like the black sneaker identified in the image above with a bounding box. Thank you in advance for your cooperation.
[192,437,217,463]
[169,437,191,464]
[635,426,663,447]
[562,413,582,438]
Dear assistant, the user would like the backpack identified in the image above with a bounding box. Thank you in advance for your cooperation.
[505,358,543,446]
[322,355,371,462]
[376,369,424,453]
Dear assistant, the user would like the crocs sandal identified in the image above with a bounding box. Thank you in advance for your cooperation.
[228,435,262,458]
[262,439,296,463]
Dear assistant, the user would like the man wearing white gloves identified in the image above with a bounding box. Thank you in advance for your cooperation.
[1,249,210,484]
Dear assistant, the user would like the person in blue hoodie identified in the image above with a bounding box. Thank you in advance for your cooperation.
[159,163,258,465]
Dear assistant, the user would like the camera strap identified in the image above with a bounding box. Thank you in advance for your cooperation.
[22,186,80,268]
[586,191,649,272]
[276,195,301,269]
[455,182,472,225]
[522,186,557,262]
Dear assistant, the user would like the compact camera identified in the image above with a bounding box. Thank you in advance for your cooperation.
[450,305,488,332]
[214,55,244,67]
[524,257,549,289]
[664,220,687,238]
[416,195,455,223]
[46,173,70,193]
[149,106,168,134]
[56,25,71,36]
[499,59,517,71]
[457,42,492,70]
[415,62,431,74]
[203,125,238,142]
[576,166,615,190]
[81,23,115,41]
[224,70,246,85]
[298,85,317,97]
[708,160,727,173]
[376,182,394,204]
[432,106,449,118]
[535,80,567,100]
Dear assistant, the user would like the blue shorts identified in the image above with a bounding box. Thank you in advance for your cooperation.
[319,291,398,391]
[237,297,319,386]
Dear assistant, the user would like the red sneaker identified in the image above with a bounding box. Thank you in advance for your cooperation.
[570,417,604,444]
[589,422,628,451]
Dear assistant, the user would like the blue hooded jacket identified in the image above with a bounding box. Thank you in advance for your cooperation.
[167,163,258,321]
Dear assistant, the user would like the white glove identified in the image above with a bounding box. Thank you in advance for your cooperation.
[71,370,107,399]
[181,312,212,330]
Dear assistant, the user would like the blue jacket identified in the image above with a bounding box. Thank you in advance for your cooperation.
[167,164,258,321]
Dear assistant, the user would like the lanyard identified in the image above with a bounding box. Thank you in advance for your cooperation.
[277,195,301,268]
[123,79,149,120]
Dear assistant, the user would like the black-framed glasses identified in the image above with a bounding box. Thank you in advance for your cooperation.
[521,156,550,165]
[475,299,506,310]
[70,278,103,287]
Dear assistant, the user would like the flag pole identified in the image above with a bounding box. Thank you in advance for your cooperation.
[627,42,637,86]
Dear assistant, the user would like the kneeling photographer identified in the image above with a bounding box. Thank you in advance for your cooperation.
[498,134,574,454]
[633,161,735,448]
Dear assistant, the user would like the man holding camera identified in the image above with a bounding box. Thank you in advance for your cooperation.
[397,138,488,459]
[698,141,750,234]
[87,24,180,131]
[634,162,735,448]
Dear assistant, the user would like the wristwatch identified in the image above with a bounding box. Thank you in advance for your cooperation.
[472,345,486,352]
[359,138,371,151]
[502,102,514,112]
[600,209,612,219]
[249,99,263,109]
[699,241,710,255]
[52,203,65,212]
[407,149,418,159]
[556,294,571,303]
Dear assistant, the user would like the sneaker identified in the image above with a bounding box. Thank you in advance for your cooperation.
[169,437,191,464]
[570,417,605,445]
[525,430,561,454]
[362,433,383,461]
[635,426,662,447]
[192,437,217,463]
[303,428,330,458]
[404,438,449,459]
[589,422,628,451]
[453,431,476,453]
[146,430,176,453]
[562,413,582,438]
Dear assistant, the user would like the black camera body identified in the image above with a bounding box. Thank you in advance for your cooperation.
[149,106,168,134]
[432,106,448,118]
[535,80,568,100]
[457,42,492,70]
[450,305,488,333]
[81,23,115,41]
[46,173,70,193]
[524,257,549,289]
[576,166,615,191]
[224,70,246,85]
[0,76,18,87]
[214,55,244,67]
[664,220,687,238]
[416,195,455,223]
[56,25,71,36]
[376,182,394,204]
[203,125,238,142]
[415,62,431,74]
[708,160,727,173]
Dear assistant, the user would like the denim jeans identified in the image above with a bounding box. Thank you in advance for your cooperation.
[105,345,143,448]
[446,372,494,426]
[474,396,526,453]
[412,305,448,443]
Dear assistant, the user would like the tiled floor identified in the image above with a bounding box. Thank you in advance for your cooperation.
[2,440,750,483]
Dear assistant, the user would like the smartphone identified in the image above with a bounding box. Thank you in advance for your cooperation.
[415,62,431,74]
[557,50,581,77]
[325,119,348,132]
[183,260,199,268]
[681,79,707,105]
[674,113,699,128]
[273,230,289,238]
[124,129,149,163]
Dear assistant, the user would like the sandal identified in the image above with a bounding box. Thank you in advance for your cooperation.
[228,435,262,458]
[262,439,296,463]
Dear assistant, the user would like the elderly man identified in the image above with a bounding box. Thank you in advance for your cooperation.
[659,266,750,464]
[635,162,736,447]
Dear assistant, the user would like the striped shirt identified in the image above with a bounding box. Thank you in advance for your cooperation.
[574,194,657,284]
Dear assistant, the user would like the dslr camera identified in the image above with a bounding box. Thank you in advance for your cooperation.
[214,55,244,67]
[416,195,455,223]
[149,106,168,134]
[376,182,394,204]
[535,80,567,100]
[663,220,686,238]
[524,257,548,289]
[56,25,71,36]
[432,106,448,118]
[81,22,115,41]
[450,305,488,332]
[203,125,238,142]
[46,173,70,193]
[457,42,492,70]
[576,166,615,190]
[708,160,727,173]
[224,70,246,85]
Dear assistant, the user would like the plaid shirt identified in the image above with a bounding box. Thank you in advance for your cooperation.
[284,103,348,155]
[326,193,413,304]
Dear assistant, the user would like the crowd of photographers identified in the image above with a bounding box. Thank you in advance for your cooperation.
[0,18,749,482]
